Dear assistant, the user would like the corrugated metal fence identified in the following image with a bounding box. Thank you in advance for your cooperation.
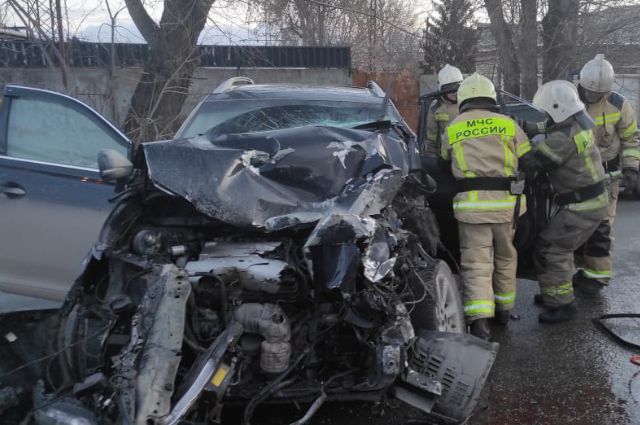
[0,41,351,69]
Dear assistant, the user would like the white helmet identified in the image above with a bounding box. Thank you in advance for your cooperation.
[438,64,463,89]
[533,80,585,123]
[579,54,615,93]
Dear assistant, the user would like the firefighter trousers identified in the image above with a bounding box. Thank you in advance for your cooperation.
[459,222,516,323]
[579,180,617,284]
[537,208,604,307]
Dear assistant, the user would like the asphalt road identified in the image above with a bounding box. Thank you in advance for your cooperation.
[467,198,640,425]
[2,201,639,425]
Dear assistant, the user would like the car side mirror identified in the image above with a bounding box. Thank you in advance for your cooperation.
[98,149,133,182]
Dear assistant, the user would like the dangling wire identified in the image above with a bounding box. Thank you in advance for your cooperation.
[0,324,110,382]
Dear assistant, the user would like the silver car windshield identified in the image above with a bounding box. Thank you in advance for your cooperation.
[178,99,401,139]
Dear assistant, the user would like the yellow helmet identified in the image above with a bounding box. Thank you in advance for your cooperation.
[457,73,497,106]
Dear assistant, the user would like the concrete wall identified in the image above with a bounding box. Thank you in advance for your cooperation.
[5,66,635,129]
[616,74,640,120]
[0,67,352,128]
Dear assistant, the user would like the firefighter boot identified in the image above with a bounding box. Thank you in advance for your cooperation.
[494,310,510,325]
[573,272,605,296]
[539,301,578,324]
[470,318,491,340]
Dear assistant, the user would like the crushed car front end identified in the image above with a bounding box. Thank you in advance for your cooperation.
[1,124,497,425]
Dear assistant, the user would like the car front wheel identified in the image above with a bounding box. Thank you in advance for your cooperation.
[409,260,465,333]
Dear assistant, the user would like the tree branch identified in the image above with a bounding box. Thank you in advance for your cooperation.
[484,0,521,93]
[123,0,159,44]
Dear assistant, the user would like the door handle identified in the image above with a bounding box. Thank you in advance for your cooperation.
[0,183,26,198]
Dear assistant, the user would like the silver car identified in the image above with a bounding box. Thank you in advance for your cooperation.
[0,85,129,300]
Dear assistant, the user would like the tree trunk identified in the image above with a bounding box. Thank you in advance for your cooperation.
[54,0,68,88]
[542,0,580,81]
[484,0,520,95]
[519,0,538,99]
[124,36,200,143]
[123,0,215,144]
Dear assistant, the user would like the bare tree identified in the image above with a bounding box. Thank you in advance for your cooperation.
[123,0,216,143]
[0,4,10,27]
[480,0,639,95]
[574,2,640,72]
[356,0,421,71]
[7,0,70,88]
[253,0,421,72]
[258,0,349,45]
[99,0,127,123]
[519,0,537,98]
[542,0,580,80]
[256,0,364,46]
[484,0,521,94]
[54,0,65,72]
[104,0,126,77]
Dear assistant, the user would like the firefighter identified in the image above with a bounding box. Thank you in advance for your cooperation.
[530,80,609,322]
[442,73,531,339]
[424,64,463,157]
[576,54,640,293]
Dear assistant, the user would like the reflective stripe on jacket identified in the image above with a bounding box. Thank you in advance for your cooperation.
[423,99,459,157]
[534,120,609,214]
[443,109,531,224]
[585,92,640,170]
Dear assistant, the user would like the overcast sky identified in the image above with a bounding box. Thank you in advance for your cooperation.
[5,0,435,44]
[6,0,269,44]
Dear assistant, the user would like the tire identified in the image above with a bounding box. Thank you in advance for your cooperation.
[409,260,465,333]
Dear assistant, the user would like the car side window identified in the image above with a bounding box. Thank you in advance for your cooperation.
[5,95,127,169]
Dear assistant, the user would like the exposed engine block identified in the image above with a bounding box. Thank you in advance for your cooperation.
[184,241,300,304]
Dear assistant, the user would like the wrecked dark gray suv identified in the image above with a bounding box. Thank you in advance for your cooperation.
[0,80,497,425]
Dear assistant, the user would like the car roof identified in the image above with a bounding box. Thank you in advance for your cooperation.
[204,84,386,103]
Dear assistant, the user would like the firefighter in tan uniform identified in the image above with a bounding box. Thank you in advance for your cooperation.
[424,65,463,157]
[442,73,531,339]
[529,81,609,323]
[575,54,640,293]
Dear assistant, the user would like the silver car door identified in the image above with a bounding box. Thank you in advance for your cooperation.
[0,85,130,300]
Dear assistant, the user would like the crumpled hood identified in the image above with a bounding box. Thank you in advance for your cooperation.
[142,125,409,231]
